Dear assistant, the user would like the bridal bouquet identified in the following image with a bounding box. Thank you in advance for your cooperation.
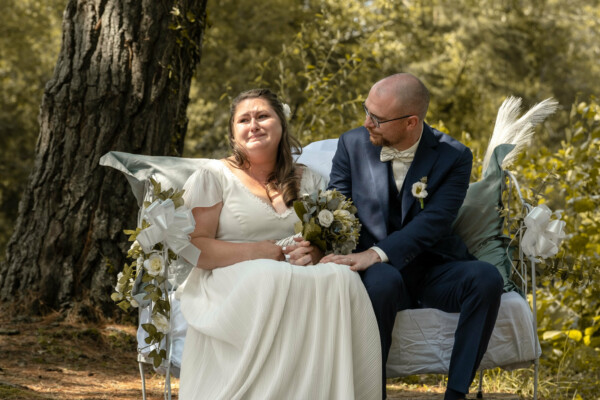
[293,189,361,255]
[112,178,199,368]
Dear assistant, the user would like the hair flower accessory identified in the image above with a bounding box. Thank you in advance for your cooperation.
[282,103,291,119]
[412,177,428,209]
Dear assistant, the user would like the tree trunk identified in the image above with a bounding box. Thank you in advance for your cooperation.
[0,0,207,317]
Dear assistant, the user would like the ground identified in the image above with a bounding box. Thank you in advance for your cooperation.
[0,310,521,399]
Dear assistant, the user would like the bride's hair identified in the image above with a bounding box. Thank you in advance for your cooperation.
[228,88,302,207]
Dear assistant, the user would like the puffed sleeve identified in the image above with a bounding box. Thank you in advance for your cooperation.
[300,165,328,194]
[182,167,223,209]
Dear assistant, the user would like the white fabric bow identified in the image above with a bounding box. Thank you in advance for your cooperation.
[380,146,415,163]
[137,199,201,266]
[521,204,566,259]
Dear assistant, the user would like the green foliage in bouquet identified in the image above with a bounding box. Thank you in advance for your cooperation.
[293,189,361,255]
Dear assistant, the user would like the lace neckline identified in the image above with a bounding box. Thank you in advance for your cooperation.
[219,161,300,219]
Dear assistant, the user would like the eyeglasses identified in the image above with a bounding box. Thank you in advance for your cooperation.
[362,102,414,128]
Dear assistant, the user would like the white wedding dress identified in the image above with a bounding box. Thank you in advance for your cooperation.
[178,160,381,400]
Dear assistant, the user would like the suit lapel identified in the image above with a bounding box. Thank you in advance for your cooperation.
[401,125,439,223]
[365,139,390,240]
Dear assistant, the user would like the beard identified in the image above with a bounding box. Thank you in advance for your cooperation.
[368,129,390,147]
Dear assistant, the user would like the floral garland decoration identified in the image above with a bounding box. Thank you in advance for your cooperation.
[293,189,361,255]
[112,178,200,368]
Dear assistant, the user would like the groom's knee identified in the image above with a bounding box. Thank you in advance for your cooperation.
[464,261,503,302]
[361,263,410,313]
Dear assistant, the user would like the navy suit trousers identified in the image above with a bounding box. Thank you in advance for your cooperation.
[360,260,503,397]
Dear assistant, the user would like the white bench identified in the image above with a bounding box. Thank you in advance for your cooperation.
[101,141,541,399]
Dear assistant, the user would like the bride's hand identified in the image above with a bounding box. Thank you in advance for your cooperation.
[283,237,323,266]
[252,240,285,261]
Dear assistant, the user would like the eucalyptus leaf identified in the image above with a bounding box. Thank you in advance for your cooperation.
[294,200,307,219]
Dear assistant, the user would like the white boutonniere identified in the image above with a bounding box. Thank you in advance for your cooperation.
[411,177,428,209]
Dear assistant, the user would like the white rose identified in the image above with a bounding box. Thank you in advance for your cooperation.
[144,253,165,277]
[411,181,428,199]
[318,209,334,228]
[115,272,125,293]
[152,313,170,334]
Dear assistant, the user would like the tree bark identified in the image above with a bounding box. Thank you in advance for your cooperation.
[0,0,207,317]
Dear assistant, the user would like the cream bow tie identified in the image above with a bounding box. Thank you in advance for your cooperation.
[380,146,415,163]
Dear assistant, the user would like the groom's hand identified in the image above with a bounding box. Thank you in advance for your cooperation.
[283,237,323,266]
[321,249,381,272]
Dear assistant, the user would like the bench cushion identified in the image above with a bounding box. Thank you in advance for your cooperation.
[386,291,540,376]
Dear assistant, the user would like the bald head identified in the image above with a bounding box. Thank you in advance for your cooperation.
[372,73,430,120]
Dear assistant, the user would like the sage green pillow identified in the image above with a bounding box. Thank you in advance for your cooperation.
[452,144,520,294]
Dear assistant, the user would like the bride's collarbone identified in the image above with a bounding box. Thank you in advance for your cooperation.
[229,167,288,214]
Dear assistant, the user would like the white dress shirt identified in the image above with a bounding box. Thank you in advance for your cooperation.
[371,130,423,263]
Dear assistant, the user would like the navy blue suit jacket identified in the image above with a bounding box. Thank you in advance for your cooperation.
[328,125,473,271]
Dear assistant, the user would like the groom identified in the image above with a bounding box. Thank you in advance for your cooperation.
[321,73,503,400]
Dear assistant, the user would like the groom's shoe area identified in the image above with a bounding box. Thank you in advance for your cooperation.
[444,388,466,400]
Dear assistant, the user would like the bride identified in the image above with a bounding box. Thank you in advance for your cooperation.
[178,88,381,399]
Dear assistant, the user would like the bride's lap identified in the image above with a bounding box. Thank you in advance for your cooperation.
[213,259,361,284]
[212,259,362,287]
[179,259,382,400]
[182,259,368,329]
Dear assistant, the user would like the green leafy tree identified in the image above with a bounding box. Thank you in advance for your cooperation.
[0,0,64,260]
[184,0,309,157]
[185,0,600,159]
